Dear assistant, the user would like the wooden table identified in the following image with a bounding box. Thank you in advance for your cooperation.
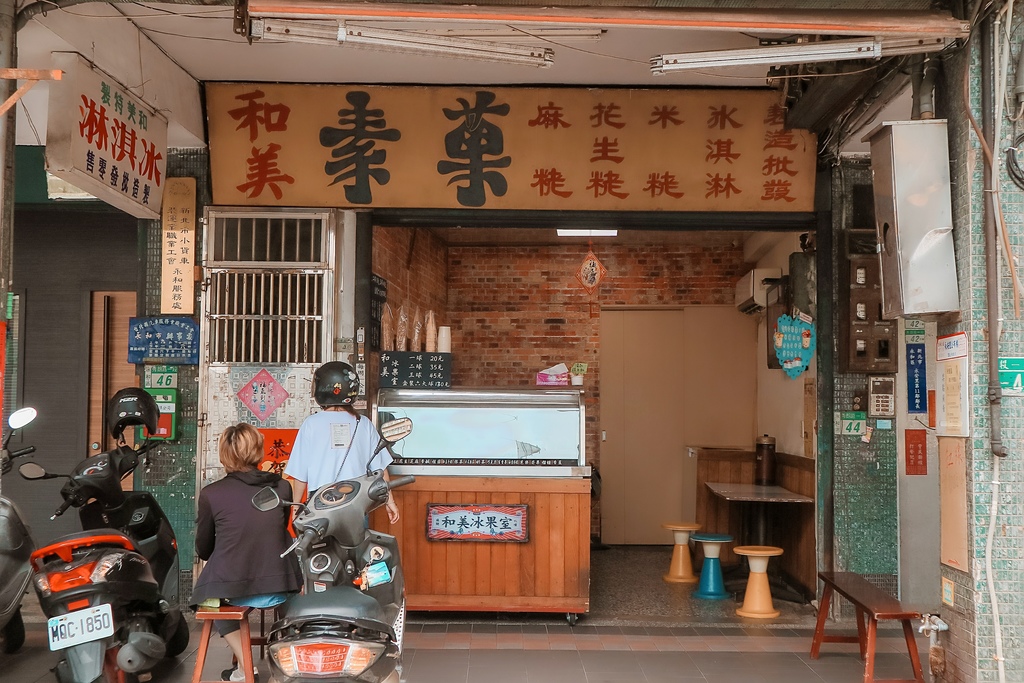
[705,482,813,547]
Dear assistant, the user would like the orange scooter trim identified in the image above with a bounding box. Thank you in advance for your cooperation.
[30,534,136,569]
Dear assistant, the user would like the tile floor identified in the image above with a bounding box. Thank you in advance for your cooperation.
[4,546,934,683]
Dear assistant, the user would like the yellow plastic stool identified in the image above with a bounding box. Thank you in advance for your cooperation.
[661,522,701,583]
[734,545,784,619]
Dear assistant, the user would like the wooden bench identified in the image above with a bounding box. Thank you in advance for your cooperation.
[810,571,924,683]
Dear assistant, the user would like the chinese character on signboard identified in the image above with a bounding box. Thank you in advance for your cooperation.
[47,53,168,219]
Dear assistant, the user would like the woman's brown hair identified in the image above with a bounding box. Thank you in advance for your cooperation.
[219,423,264,473]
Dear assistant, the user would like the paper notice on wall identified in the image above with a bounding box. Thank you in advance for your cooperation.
[939,436,969,570]
[936,332,970,437]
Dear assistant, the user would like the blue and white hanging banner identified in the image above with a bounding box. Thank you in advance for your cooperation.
[772,313,816,379]
[906,343,928,414]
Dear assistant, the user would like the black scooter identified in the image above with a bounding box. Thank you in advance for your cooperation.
[19,417,188,682]
[253,417,415,683]
[0,407,38,653]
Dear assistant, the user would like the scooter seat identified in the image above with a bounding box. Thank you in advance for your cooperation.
[279,586,395,639]
[31,528,139,567]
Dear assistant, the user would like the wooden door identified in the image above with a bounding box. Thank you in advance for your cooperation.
[88,291,138,458]
[600,307,757,545]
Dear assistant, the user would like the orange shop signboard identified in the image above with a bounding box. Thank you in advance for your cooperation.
[206,84,816,212]
[47,53,168,220]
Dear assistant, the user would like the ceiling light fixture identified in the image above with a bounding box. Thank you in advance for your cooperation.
[431,28,605,44]
[650,36,949,74]
[252,19,555,68]
[557,229,618,237]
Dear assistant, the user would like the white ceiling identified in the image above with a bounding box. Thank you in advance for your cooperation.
[13,2,921,149]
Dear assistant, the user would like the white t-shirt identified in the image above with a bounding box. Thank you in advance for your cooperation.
[283,410,391,493]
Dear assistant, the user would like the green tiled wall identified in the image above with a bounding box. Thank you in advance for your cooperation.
[135,149,209,607]
[831,163,900,582]
[941,24,1024,683]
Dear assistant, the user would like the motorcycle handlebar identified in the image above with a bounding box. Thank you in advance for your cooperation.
[51,498,72,520]
[10,446,35,458]
[388,475,416,490]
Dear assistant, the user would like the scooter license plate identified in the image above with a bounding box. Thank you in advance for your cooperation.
[47,603,115,651]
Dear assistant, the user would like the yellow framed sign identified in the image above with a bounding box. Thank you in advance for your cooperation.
[206,84,816,212]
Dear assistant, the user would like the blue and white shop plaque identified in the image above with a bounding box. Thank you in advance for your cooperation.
[906,343,928,413]
[128,317,199,365]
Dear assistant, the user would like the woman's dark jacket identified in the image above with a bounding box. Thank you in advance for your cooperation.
[190,469,301,606]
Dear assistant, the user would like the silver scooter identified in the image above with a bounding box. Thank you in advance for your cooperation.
[0,407,38,653]
[252,417,415,683]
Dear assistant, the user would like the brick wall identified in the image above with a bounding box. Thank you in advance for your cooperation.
[369,230,747,535]
[446,238,748,504]
[368,226,449,407]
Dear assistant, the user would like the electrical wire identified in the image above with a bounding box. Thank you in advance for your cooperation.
[1004,131,1024,189]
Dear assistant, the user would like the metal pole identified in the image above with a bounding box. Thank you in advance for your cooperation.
[0,0,14,309]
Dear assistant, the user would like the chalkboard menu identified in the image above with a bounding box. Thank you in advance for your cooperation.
[379,352,452,389]
[370,273,387,351]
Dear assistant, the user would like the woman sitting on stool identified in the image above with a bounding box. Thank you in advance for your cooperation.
[191,423,302,682]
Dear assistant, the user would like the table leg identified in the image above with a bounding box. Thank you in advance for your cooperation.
[863,617,877,683]
[902,619,925,682]
[753,501,767,546]
[810,583,833,659]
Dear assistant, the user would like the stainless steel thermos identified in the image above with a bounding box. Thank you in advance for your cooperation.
[755,434,777,486]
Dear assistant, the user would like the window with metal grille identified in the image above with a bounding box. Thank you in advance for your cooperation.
[205,212,333,364]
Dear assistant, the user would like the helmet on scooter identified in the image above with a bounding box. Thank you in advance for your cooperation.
[108,387,159,438]
[313,361,359,407]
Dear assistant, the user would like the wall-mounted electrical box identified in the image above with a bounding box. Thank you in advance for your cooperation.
[841,254,898,374]
[864,120,960,318]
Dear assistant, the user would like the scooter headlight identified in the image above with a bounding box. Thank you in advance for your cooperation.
[269,638,384,677]
[33,573,51,597]
[90,551,129,583]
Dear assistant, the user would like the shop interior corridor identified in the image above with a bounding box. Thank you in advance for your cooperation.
[6,545,931,683]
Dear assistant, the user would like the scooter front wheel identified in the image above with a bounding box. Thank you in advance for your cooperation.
[1,607,25,653]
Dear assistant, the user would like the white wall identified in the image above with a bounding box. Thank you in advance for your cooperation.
[753,233,816,457]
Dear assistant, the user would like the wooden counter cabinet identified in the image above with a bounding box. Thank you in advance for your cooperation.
[370,475,591,621]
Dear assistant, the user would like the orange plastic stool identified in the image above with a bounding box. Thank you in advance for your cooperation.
[734,546,784,619]
[192,606,257,683]
[661,522,701,583]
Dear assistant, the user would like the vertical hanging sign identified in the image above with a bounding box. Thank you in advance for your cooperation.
[45,53,168,219]
[160,178,196,314]
[905,429,928,475]
[906,343,927,414]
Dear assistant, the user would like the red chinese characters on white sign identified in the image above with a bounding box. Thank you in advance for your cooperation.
[47,53,168,219]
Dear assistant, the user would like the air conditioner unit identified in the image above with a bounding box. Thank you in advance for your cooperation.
[735,268,782,314]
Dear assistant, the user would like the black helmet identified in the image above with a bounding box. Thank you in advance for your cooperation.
[313,362,359,407]
[108,387,159,438]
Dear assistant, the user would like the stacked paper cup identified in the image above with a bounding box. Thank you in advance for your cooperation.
[437,326,452,353]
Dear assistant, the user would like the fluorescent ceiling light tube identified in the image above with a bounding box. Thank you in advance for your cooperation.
[651,36,948,74]
[431,28,605,43]
[253,19,554,67]
[556,229,618,237]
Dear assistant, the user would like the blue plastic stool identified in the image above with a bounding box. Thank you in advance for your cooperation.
[691,532,733,600]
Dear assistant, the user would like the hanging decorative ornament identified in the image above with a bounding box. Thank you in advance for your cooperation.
[575,246,607,317]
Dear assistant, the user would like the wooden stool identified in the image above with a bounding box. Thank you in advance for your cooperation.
[661,522,701,583]
[192,606,257,683]
[734,545,784,618]
[691,533,733,600]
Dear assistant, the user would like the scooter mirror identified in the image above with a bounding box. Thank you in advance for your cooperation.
[18,462,50,480]
[380,417,413,445]
[252,486,282,512]
[8,407,36,431]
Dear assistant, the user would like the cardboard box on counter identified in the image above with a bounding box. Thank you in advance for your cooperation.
[536,363,570,386]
